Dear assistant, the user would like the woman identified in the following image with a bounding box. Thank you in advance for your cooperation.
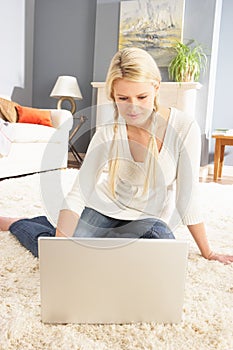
[1,47,232,264]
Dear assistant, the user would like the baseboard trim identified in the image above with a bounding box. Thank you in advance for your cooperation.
[199,165,209,178]
[200,164,233,178]
[208,164,233,177]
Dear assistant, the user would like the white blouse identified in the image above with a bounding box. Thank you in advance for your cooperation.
[61,108,203,230]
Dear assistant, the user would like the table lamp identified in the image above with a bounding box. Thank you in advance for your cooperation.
[50,75,83,114]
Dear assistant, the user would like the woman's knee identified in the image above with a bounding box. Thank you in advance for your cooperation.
[140,219,175,239]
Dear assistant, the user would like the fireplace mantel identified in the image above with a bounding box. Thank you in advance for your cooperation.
[91,82,202,127]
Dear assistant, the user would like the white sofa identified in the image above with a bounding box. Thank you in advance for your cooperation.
[0,109,73,179]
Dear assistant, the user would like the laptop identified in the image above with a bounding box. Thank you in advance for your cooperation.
[38,237,189,324]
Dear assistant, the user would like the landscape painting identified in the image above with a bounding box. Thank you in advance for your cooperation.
[119,0,185,67]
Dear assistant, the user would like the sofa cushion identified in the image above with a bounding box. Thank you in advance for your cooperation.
[0,98,18,122]
[16,105,53,127]
[9,123,63,143]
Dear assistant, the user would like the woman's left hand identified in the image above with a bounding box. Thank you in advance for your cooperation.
[207,251,233,265]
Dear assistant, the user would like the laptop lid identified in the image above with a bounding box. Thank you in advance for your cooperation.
[39,237,188,324]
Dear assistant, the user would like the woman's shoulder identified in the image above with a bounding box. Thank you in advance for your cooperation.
[170,108,199,134]
[166,108,200,145]
[171,107,195,123]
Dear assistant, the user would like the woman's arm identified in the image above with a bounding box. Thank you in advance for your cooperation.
[56,209,80,237]
[188,222,233,264]
[174,118,232,264]
[60,125,111,220]
[57,127,112,238]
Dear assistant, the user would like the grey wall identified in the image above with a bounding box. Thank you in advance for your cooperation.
[93,0,119,82]
[33,0,96,111]
[32,0,96,151]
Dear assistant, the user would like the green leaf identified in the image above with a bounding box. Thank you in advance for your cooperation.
[168,39,208,82]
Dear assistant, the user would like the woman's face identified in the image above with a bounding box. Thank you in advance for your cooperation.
[113,78,159,128]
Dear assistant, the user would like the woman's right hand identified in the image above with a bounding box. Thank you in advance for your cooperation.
[206,251,233,265]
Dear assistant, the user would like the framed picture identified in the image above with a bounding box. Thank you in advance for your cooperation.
[119,0,185,67]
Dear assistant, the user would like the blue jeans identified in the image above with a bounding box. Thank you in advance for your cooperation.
[10,216,56,258]
[9,207,175,257]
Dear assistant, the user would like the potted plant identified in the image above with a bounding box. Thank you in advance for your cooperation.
[168,40,207,82]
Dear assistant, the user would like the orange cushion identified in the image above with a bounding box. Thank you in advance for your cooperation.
[16,106,53,127]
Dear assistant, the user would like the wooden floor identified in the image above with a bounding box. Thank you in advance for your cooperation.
[199,174,233,185]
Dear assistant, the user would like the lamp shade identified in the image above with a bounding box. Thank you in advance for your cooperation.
[50,75,83,100]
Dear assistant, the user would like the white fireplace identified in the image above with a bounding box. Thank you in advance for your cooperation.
[91,82,202,127]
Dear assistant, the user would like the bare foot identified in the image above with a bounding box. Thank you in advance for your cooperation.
[0,217,24,231]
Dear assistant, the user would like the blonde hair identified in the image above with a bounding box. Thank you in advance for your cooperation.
[105,47,162,196]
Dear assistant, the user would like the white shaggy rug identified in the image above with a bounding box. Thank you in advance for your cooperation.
[0,169,233,350]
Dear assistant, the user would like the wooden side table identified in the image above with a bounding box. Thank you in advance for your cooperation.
[212,134,233,181]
